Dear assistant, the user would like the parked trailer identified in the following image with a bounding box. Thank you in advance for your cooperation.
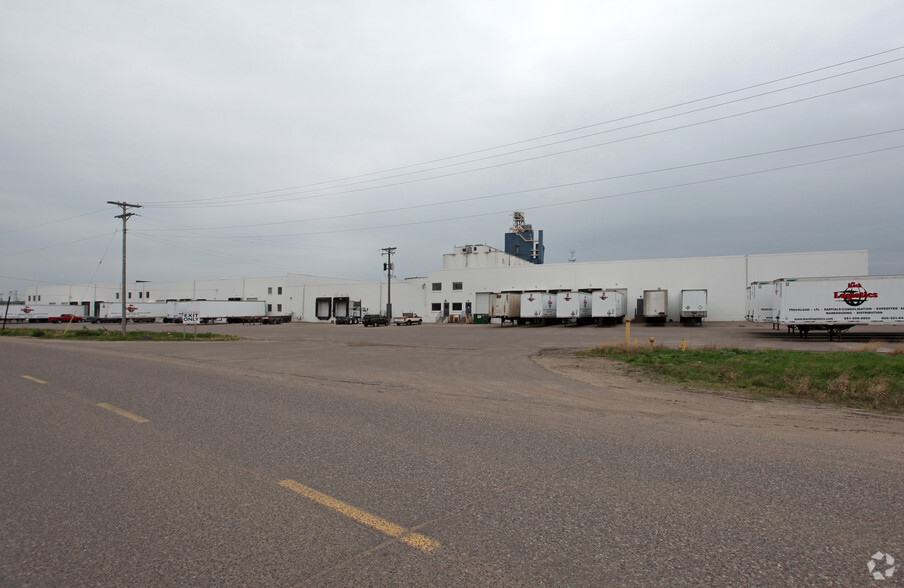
[642,289,669,323]
[679,289,707,325]
[164,300,270,324]
[774,275,904,339]
[2,304,88,323]
[556,291,592,325]
[746,281,776,326]
[521,292,557,325]
[591,289,627,325]
[91,302,168,323]
[491,293,522,326]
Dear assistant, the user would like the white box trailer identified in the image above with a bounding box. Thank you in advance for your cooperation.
[491,293,522,326]
[642,289,668,323]
[746,281,776,325]
[165,300,269,324]
[679,289,707,325]
[521,292,557,324]
[556,291,592,325]
[591,289,627,324]
[2,303,87,323]
[774,275,904,339]
[92,302,168,323]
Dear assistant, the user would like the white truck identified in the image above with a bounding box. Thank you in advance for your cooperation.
[556,291,592,325]
[491,293,522,326]
[591,289,627,325]
[679,289,707,325]
[521,292,557,325]
[164,300,270,324]
[773,275,904,339]
[393,313,423,326]
[642,289,669,323]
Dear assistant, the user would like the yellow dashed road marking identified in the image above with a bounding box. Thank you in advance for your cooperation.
[97,403,149,423]
[278,479,440,552]
[21,375,48,384]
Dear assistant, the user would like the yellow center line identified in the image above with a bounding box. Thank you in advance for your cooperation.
[96,403,149,423]
[21,375,49,384]
[278,479,440,552]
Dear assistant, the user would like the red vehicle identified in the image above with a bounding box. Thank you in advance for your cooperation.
[47,314,84,324]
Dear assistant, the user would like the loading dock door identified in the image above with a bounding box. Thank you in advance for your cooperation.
[315,297,332,320]
[333,297,349,318]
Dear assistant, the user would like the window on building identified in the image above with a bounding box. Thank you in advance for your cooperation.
[431,303,441,311]
[277,304,282,312]
[452,282,463,291]
[115,292,120,300]
[128,292,132,299]
[277,287,283,295]
[432,282,442,291]
[268,287,273,295]
[452,302,462,311]
[146,291,150,299]
[267,304,273,312]
[139,292,143,299]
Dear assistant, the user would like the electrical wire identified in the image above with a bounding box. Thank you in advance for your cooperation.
[135,128,904,232]
[222,144,904,238]
[147,71,904,211]
[142,47,904,208]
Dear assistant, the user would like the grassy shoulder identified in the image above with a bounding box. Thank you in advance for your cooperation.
[0,327,241,342]
[579,344,904,413]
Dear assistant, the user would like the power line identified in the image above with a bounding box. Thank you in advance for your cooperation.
[135,128,904,232]
[225,144,904,238]
[146,71,904,211]
[142,46,904,208]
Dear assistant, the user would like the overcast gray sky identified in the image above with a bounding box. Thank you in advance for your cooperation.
[2,1,903,298]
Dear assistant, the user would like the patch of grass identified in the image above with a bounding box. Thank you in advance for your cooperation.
[580,344,904,412]
[0,327,240,342]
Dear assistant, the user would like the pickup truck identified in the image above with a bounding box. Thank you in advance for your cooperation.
[393,314,423,326]
[47,314,84,324]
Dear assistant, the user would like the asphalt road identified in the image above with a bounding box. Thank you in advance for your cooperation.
[1,321,902,586]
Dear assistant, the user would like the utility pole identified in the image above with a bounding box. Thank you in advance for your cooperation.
[107,201,142,336]
[381,246,396,319]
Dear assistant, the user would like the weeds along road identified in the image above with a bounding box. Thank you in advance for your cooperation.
[2,322,902,586]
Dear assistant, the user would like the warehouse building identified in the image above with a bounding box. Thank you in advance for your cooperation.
[20,246,868,324]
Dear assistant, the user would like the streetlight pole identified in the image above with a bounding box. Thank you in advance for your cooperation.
[107,201,141,336]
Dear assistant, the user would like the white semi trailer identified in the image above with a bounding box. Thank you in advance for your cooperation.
[556,291,592,325]
[679,289,707,325]
[92,302,168,323]
[164,300,271,324]
[491,293,522,326]
[642,289,668,323]
[591,289,627,325]
[521,292,557,325]
[746,281,776,325]
[774,275,904,339]
[2,303,88,323]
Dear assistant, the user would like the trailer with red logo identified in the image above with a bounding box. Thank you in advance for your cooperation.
[774,275,904,339]
[591,289,627,325]
[2,304,88,323]
[556,291,592,325]
[521,292,557,325]
[91,302,168,323]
